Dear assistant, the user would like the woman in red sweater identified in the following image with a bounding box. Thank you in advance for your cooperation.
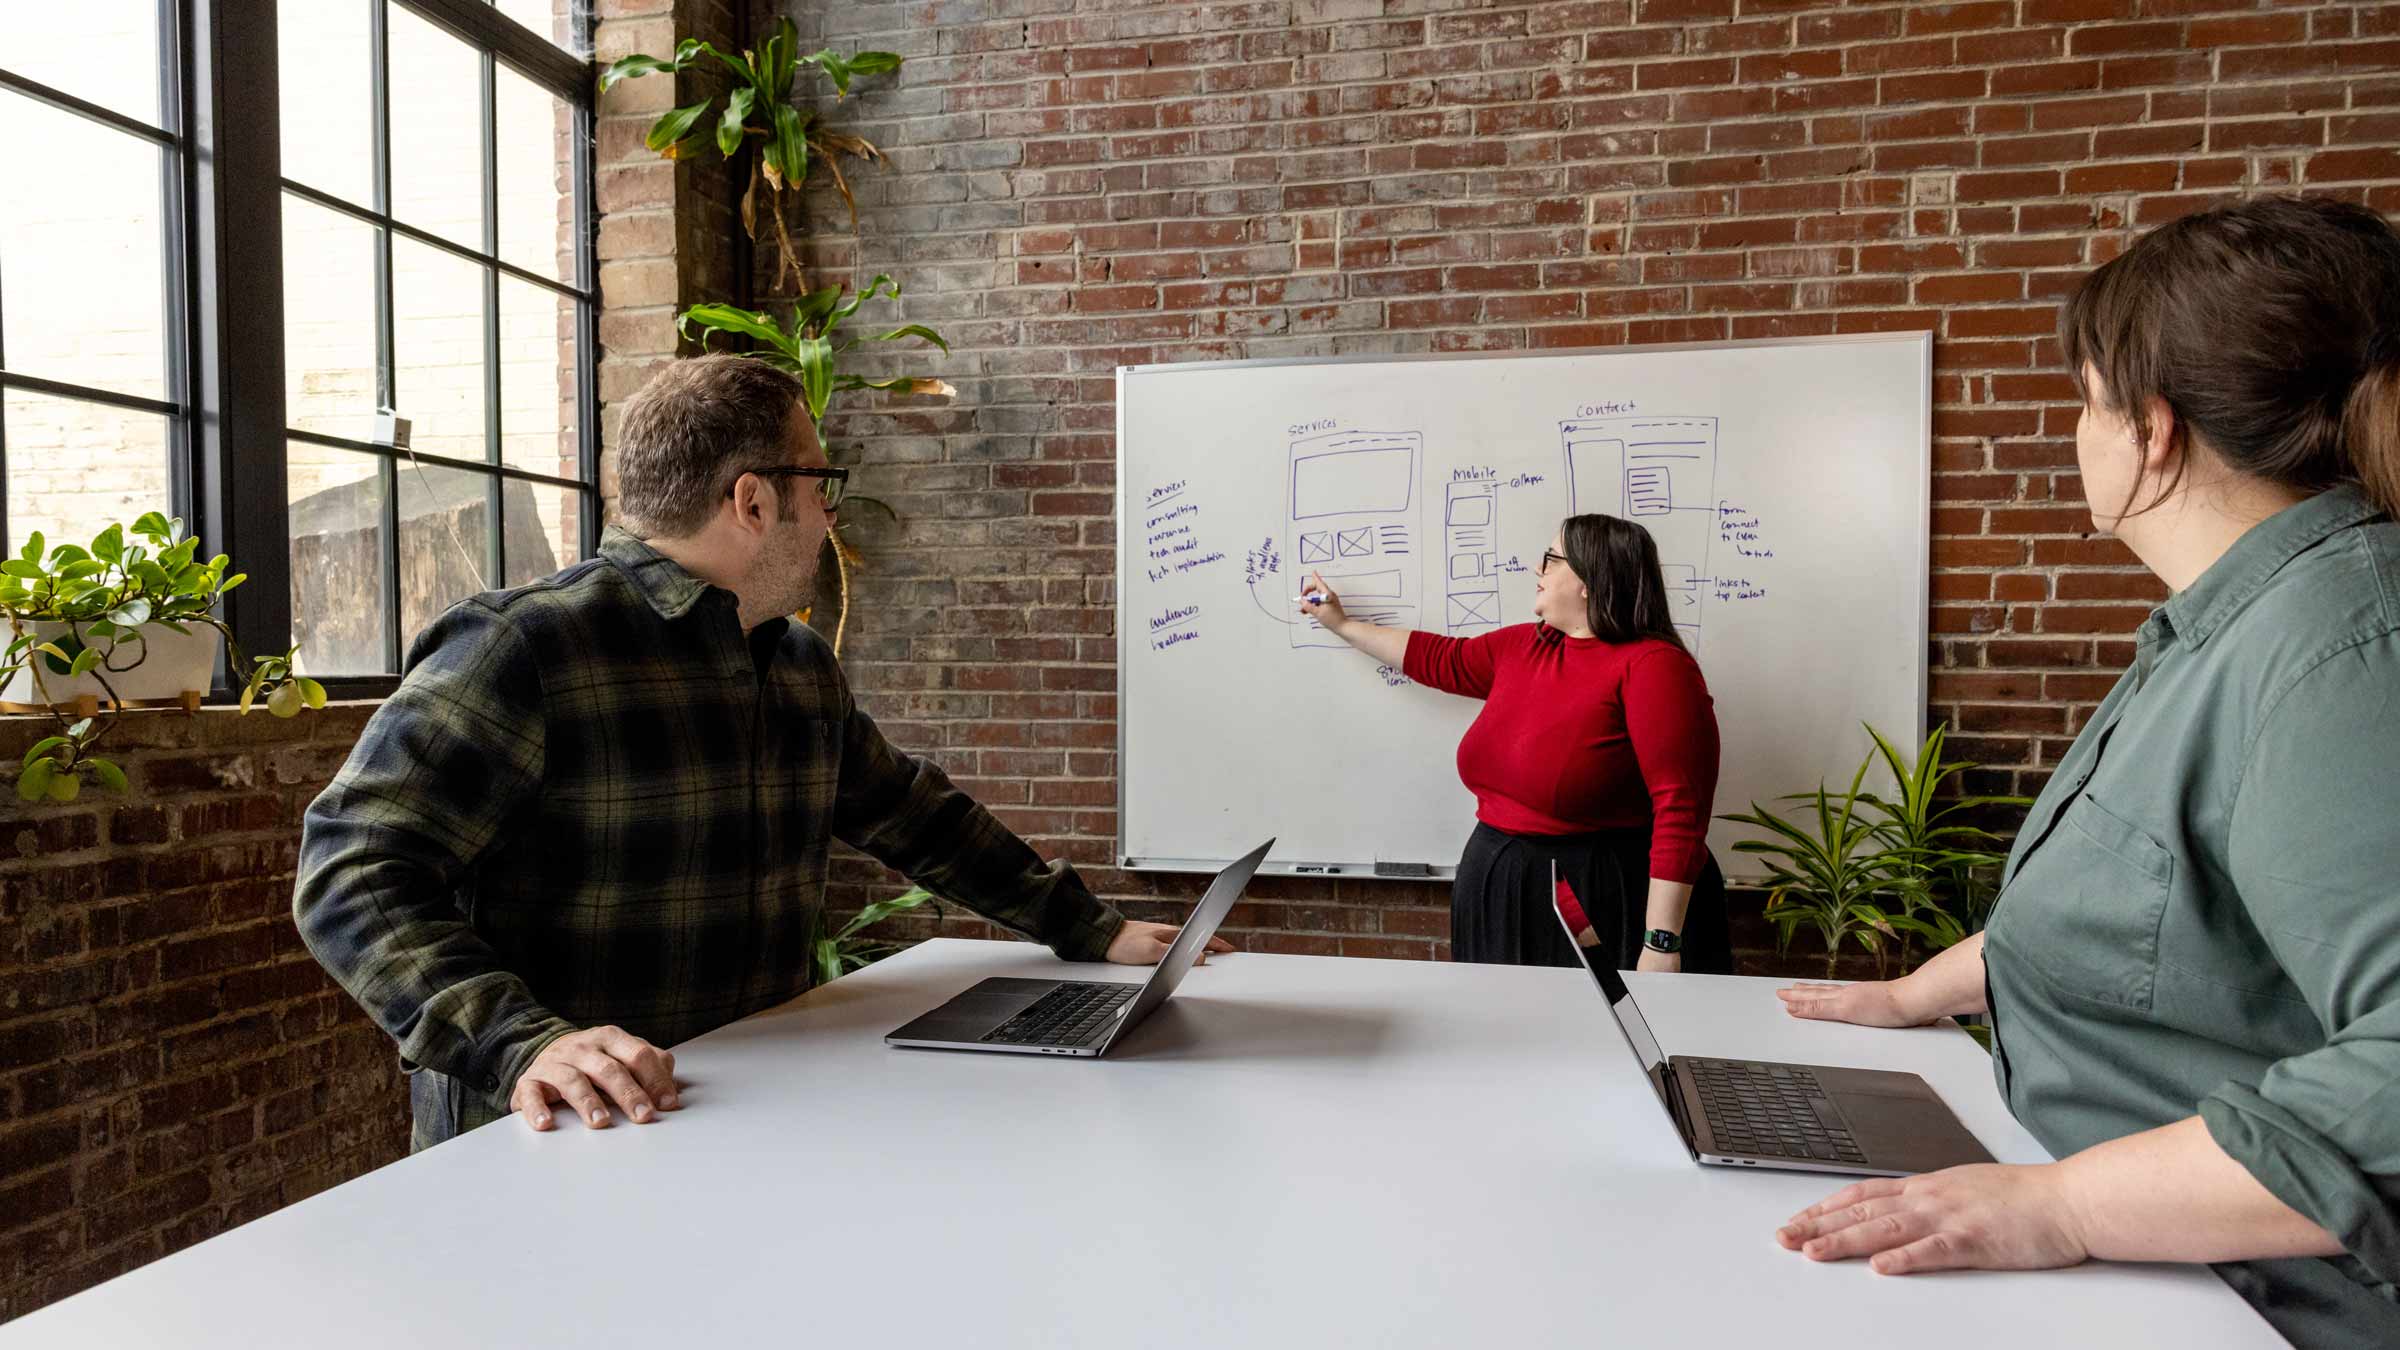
[1300,513,1729,974]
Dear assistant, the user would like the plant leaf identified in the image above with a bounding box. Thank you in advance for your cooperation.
[846,51,903,80]
[802,46,854,96]
[46,771,79,802]
[88,757,127,793]
[792,334,835,421]
[646,100,715,156]
[717,85,755,156]
[677,302,794,356]
[17,757,53,803]
[298,678,328,710]
[21,737,68,767]
[763,103,808,190]
[866,323,951,354]
[597,53,678,92]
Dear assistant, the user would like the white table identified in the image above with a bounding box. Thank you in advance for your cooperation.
[7,939,2280,1347]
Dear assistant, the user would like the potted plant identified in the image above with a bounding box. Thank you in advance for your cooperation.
[1853,724,2027,957]
[1719,723,2030,979]
[599,19,901,290]
[1721,754,1903,979]
[2,512,323,802]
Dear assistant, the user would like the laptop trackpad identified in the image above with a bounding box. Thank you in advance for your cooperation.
[1831,1092,1994,1167]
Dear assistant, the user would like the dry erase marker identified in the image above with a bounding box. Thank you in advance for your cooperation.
[1296,591,1328,604]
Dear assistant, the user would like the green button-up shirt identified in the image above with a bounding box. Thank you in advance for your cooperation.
[1985,486,2400,1346]
[295,528,1125,1150]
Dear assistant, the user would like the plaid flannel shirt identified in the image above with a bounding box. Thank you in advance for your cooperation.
[295,527,1124,1149]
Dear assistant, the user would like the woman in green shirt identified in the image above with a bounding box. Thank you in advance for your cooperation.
[1770,195,2400,1348]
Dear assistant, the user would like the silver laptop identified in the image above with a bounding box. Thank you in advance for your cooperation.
[1550,866,1992,1176]
[885,839,1272,1057]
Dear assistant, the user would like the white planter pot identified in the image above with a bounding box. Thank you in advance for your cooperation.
[1,619,223,709]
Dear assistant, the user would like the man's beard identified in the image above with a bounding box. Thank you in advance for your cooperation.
[759,517,823,620]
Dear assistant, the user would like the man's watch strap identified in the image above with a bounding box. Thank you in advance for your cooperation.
[1642,928,1683,954]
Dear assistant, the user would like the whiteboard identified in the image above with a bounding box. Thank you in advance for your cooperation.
[1115,333,1930,880]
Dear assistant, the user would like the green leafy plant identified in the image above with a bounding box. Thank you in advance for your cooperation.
[1854,724,2028,956]
[598,18,902,288]
[1720,723,2028,978]
[2,513,322,801]
[677,275,951,422]
[809,886,944,986]
[1721,755,1904,978]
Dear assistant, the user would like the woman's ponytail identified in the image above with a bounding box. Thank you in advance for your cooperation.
[2346,328,2400,518]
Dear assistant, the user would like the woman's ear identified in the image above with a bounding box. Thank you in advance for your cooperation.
[2138,394,2181,476]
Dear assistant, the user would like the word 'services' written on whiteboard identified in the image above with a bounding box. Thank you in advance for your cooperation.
[1117,334,1931,880]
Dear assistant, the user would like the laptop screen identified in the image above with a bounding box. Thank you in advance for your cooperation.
[1549,864,1676,1117]
[1103,837,1273,1039]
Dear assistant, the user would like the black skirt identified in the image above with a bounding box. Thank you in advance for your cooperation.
[1451,821,1731,974]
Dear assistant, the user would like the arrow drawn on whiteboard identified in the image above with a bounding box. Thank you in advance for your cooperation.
[1248,576,1299,625]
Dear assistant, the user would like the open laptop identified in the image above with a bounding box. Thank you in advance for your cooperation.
[1550,866,1992,1176]
[884,838,1272,1057]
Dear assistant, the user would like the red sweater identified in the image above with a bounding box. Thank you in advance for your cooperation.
[1403,623,1720,886]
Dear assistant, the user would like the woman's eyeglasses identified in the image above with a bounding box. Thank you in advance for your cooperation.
[1537,549,1568,575]
[737,465,850,511]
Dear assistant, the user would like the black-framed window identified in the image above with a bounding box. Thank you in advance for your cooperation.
[0,0,598,696]
[0,3,192,577]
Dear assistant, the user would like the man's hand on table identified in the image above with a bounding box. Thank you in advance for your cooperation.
[511,1025,681,1132]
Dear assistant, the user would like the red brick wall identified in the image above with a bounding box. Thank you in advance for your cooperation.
[776,0,2400,950]
[0,705,405,1321]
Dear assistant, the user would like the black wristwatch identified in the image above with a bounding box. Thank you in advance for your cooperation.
[1642,928,1683,954]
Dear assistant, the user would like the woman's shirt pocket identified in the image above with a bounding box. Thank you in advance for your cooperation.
[1994,791,2176,1013]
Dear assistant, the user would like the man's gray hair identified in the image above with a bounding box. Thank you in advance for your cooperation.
[615,354,810,538]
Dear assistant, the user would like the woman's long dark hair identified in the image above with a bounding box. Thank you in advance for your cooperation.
[1550,513,1688,654]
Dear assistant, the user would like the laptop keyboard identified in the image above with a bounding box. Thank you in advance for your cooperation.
[1688,1059,1868,1165]
[981,982,1138,1047]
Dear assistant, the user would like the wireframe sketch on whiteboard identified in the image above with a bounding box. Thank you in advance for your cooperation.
[1440,479,1503,635]
[1562,415,1717,649]
[1290,430,1420,648]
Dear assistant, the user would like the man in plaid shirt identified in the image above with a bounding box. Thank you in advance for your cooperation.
[295,355,1220,1150]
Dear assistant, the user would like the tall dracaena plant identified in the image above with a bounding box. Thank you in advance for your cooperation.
[676,277,952,653]
[677,275,951,421]
[598,19,900,291]
[1720,756,1903,979]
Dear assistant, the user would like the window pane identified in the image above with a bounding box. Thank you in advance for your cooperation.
[0,92,170,402]
[501,479,579,588]
[392,239,489,462]
[498,276,577,479]
[496,63,575,284]
[0,5,161,128]
[388,5,485,248]
[3,388,170,558]
[287,444,391,676]
[395,461,494,645]
[278,0,374,205]
[282,195,380,442]
[493,0,588,59]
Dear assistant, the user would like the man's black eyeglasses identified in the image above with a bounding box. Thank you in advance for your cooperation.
[736,466,849,511]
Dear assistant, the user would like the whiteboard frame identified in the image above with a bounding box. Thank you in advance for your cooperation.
[1113,331,1933,879]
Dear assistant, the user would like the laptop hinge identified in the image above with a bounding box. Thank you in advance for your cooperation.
[1658,1062,1701,1155]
